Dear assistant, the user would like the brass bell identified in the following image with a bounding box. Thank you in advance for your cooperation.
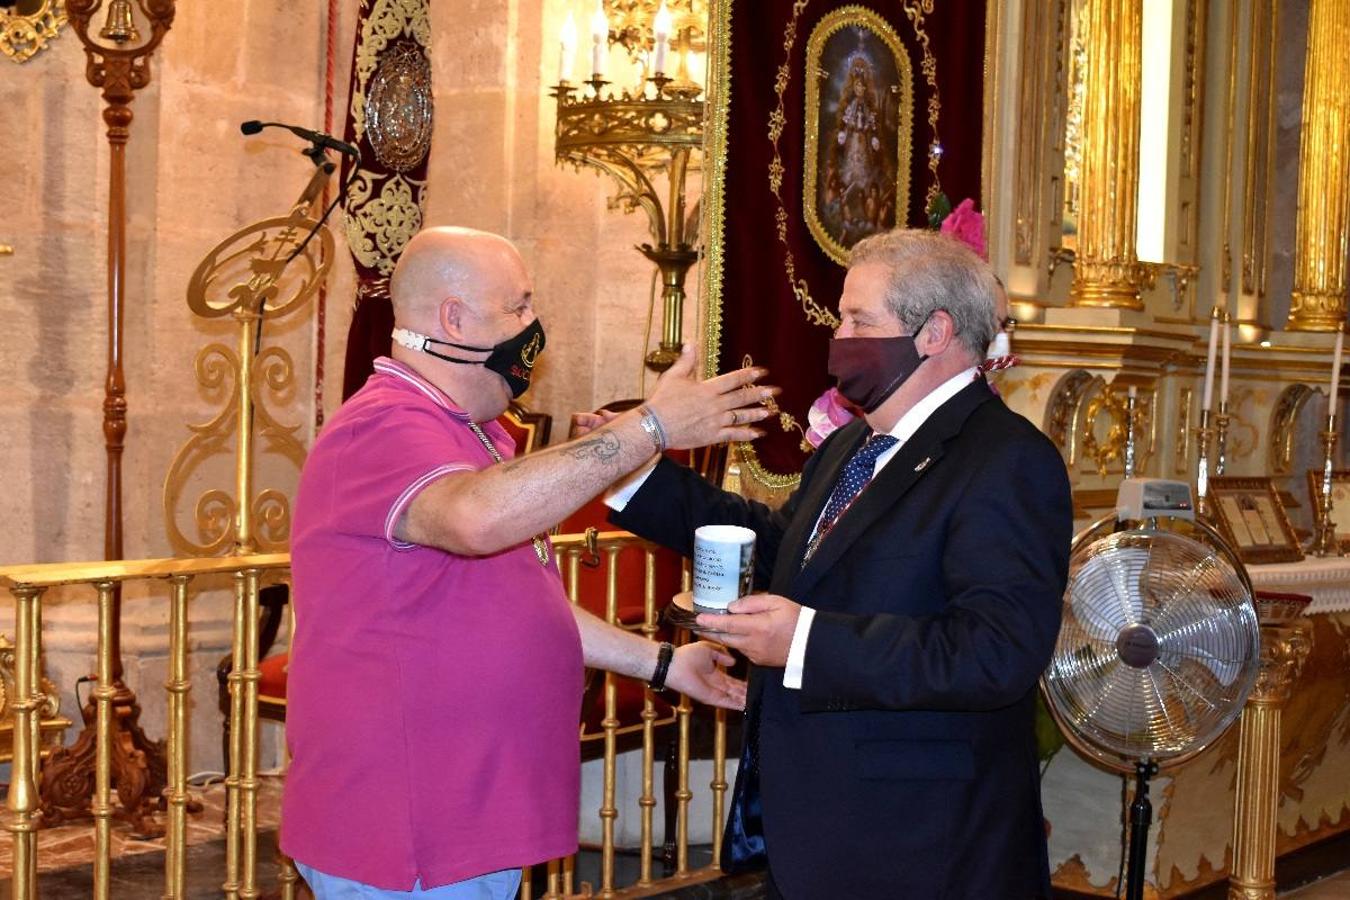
[99,0,141,44]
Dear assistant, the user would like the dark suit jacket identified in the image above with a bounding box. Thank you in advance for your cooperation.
[612,379,1072,899]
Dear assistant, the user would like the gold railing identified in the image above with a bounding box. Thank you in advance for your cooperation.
[1,531,731,899]
[537,530,729,899]
[1,553,290,900]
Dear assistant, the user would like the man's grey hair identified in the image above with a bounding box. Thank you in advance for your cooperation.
[848,229,1000,358]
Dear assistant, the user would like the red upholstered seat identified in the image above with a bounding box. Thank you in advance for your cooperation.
[258,652,289,701]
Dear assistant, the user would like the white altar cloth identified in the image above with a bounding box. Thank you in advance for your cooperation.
[1247,556,1350,614]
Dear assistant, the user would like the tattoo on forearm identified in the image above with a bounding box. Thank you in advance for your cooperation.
[571,431,622,463]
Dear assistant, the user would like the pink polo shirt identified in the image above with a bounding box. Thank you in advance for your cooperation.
[280,357,584,890]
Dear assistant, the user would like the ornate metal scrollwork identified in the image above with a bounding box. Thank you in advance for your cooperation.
[1269,383,1319,475]
[1,0,67,63]
[1044,369,1095,460]
[162,343,305,556]
[165,164,331,555]
[1046,369,1155,475]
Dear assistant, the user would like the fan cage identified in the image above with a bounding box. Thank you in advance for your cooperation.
[1042,523,1260,773]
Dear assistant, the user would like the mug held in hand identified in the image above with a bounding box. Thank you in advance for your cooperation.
[692,525,756,613]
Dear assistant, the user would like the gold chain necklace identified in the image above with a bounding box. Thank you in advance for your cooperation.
[467,421,552,567]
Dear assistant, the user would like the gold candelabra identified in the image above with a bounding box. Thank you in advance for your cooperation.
[552,0,706,372]
[1309,413,1340,556]
[1195,407,1215,519]
[1215,401,1231,476]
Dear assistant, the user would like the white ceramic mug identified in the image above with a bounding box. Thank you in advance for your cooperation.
[692,524,756,612]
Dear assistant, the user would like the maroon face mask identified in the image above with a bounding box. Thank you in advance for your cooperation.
[827,331,928,413]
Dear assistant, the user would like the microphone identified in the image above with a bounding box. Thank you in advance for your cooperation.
[240,120,360,159]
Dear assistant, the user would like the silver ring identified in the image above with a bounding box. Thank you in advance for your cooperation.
[730,410,739,426]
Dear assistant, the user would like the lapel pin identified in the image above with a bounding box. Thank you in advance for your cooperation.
[914,457,931,472]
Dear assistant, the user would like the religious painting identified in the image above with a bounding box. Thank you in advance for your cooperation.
[1209,477,1304,565]
[1305,469,1350,553]
[804,8,914,265]
[702,0,990,490]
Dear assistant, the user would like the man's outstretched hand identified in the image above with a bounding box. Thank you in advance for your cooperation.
[665,641,747,710]
[645,344,779,450]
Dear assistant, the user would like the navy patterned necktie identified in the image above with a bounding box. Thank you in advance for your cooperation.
[805,431,899,560]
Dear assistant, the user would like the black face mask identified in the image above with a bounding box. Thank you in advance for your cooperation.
[826,316,930,413]
[392,318,546,398]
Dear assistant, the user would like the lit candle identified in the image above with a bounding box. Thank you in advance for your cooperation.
[652,1,672,75]
[590,0,608,79]
[1219,313,1232,408]
[1201,306,1221,412]
[559,10,577,84]
[1331,327,1345,411]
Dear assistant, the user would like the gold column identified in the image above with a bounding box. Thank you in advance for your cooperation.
[1227,619,1312,899]
[1069,0,1146,309]
[1286,0,1350,330]
[599,546,621,899]
[94,581,117,900]
[5,585,41,900]
[224,572,246,899]
[711,707,727,868]
[238,568,262,900]
[675,689,692,875]
[638,550,658,887]
[164,574,192,900]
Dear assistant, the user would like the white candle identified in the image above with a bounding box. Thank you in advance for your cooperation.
[653,1,672,75]
[590,0,608,79]
[1331,328,1345,410]
[1128,385,1137,400]
[559,10,578,83]
[1219,313,1232,408]
[1201,307,1221,412]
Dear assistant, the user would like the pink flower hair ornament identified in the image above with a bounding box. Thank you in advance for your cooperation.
[939,197,987,260]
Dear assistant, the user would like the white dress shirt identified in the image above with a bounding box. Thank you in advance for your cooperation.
[607,367,981,689]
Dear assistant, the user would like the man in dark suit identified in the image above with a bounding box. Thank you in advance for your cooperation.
[608,229,1072,898]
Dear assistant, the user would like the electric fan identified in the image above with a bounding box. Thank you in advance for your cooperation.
[1042,479,1261,900]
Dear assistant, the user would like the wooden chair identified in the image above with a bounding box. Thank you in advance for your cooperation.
[217,401,553,772]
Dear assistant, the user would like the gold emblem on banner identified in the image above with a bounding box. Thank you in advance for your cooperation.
[365,39,433,173]
[345,0,433,275]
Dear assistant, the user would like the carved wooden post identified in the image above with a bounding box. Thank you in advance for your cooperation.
[40,0,177,834]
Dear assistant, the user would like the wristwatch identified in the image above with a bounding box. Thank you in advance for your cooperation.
[648,641,675,691]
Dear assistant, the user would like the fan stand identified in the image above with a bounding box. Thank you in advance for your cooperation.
[1125,759,1160,900]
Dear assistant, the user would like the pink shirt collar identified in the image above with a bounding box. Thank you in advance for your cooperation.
[372,356,472,420]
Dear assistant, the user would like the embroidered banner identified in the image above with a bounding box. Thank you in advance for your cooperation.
[339,0,434,399]
[702,0,990,488]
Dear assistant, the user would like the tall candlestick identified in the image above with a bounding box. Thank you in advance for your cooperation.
[1331,327,1345,409]
[653,1,672,75]
[590,0,608,79]
[1220,312,1232,408]
[1201,306,1221,412]
[559,10,578,84]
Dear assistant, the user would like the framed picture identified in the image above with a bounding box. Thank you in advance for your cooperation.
[803,7,914,265]
[1209,477,1304,565]
[1305,469,1350,553]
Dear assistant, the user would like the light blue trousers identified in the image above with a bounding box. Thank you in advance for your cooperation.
[295,862,522,900]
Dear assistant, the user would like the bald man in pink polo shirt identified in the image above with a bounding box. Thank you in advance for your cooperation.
[281,227,773,899]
